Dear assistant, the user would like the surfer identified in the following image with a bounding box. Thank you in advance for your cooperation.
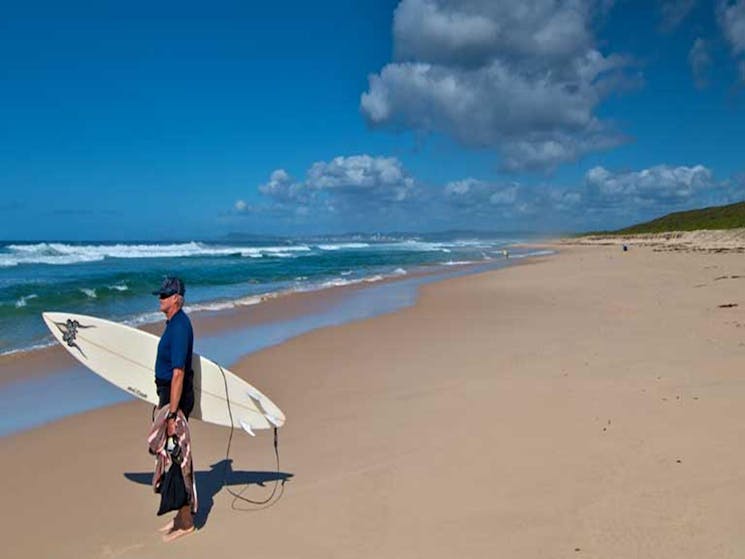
[153,276,196,541]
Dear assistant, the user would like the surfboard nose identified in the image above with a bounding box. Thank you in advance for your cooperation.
[42,312,69,336]
[42,311,61,324]
[41,312,57,332]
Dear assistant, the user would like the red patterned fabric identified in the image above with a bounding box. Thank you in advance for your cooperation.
[147,406,198,514]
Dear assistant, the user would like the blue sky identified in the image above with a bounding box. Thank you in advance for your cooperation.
[2,0,745,240]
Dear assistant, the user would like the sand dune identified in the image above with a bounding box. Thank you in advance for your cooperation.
[570,228,745,252]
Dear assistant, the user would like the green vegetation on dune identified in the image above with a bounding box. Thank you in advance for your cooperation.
[587,200,745,235]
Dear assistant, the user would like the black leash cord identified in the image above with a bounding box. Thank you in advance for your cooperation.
[218,366,286,510]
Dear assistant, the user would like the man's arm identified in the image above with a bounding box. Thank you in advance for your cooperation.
[167,367,185,434]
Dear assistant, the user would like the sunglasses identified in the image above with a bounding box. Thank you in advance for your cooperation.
[159,293,176,300]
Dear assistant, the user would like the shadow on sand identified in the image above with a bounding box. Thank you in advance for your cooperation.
[124,459,293,528]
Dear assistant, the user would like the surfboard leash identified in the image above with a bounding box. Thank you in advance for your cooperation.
[218,365,286,510]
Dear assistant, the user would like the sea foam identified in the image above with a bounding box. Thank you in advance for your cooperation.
[0,242,313,267]
[15,294,39,308]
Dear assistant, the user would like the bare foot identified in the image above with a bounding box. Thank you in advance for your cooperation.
[157,519,174,533]
[162,526,196,543]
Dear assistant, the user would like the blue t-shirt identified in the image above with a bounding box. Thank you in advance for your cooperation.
[155,309,193,383]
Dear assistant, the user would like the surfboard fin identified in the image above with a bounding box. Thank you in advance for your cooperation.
[239,419,256,437]
[246,387,262,401]
[264,414,281,428]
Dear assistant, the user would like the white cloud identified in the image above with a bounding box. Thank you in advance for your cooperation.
[439,164,735,229]
[306,155,417,202]
[442,176,590,225]
[583,164,715,208]
[234,155,743,233]
[235,155,422,227]
[392,0,595,66]
[444,178,519,207]
[548,189,583,212]
[361,0,636,171]
[470,164,738,228]
[393,0,503,66]
[500,128,625,172]
[258,169,309,204]
[233,198,287,217]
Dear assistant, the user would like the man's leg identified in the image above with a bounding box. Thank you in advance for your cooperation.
[162,506,194,542]
[174,505,194,530]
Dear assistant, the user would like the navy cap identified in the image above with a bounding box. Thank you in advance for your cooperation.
[152,276,185,297]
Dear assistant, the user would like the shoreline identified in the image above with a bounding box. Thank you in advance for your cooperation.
[0,248,541,363]
[0,237,529,359]
[0,248,550,437]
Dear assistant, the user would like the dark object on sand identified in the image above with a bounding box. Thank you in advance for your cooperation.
[718,303,739,308]
[622,244,628,252]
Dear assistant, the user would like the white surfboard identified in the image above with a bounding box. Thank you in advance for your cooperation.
[42,312,285,432]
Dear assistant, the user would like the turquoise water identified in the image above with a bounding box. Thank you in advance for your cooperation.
[0,234,526,355]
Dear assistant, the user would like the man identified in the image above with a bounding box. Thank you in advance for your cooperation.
[152,276,195,541]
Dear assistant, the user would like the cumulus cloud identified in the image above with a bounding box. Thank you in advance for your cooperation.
[571,163,745,228]
[717,0,745,80]
[444,178,519,208]
[688,38,711,88]
[306,155,417,202]
[392,0,595,67]
[583,164,715,210]
[258,169,310,204]
[445,163,745,230]
[442,177,586,224]
[234,155,422,227]
[235,170,314,217]
[361,0,636,172]
[233,155,744,232]
[438,163,739,230]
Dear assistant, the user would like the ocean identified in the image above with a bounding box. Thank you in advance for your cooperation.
[0,234,535,356]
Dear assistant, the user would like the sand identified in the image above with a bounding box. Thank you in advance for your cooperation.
[570,228,745,252]
[2,244,745,558]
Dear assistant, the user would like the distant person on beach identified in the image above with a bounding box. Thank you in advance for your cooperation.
[152,276,196,541]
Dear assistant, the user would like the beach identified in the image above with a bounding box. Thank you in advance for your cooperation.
[3,243,745,558]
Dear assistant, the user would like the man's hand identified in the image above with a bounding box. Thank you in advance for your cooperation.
[167,417,176,436]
